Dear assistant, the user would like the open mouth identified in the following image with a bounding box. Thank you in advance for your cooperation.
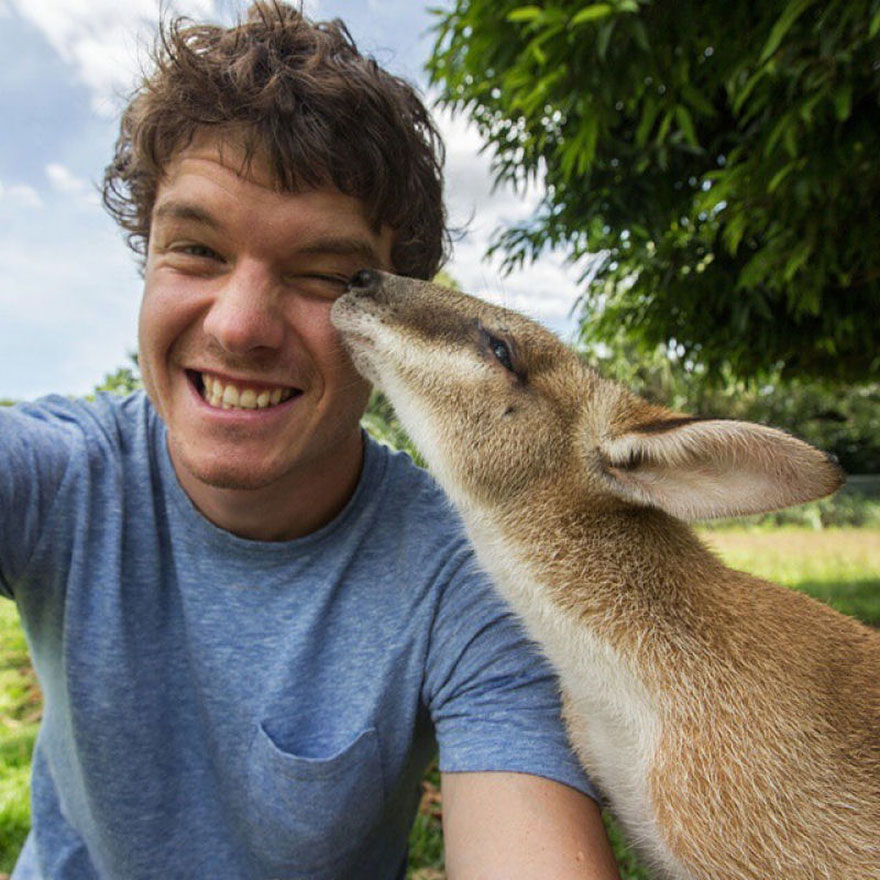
[188,370,302,411]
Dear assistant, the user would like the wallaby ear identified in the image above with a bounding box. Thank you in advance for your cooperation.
[600,414,845,521]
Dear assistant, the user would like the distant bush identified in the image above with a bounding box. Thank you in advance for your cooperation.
[362,390,424,466]
[702,492,880,530]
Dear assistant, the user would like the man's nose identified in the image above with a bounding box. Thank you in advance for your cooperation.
[202,261,285,354]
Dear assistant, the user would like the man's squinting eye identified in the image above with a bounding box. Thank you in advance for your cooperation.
[298,273,351,293]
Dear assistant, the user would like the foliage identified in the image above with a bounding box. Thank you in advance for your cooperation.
[703,493,880,531]
[428,0,880,383]
[361,390,424,466]
[0,602,39,874]
[92,354,142,396]
[602,813,653,880]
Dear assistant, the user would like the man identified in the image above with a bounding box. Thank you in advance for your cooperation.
[0,4,620,877]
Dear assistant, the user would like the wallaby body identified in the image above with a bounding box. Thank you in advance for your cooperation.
[332,272,880,880]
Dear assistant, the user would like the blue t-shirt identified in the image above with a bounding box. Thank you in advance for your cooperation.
[1,392,596,879]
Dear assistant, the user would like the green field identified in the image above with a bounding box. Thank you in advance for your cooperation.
[2,527,878,878]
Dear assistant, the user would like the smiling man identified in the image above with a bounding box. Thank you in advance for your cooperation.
[0,4,620,879]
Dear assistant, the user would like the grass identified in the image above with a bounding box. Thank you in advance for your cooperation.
[1,527,878,878]
[0,601,40,877]
[702,526,880,626]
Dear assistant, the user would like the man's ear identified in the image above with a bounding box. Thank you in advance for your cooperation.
[599,413,845,521]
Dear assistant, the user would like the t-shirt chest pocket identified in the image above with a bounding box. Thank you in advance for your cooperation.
[243,721,387,878]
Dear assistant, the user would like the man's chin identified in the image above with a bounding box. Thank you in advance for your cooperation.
[168,438,284,494]
[190,471,278,492]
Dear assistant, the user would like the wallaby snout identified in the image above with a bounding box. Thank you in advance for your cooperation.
[331,273,878,880]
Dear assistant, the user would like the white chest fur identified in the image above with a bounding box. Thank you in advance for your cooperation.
[462,510,689,879]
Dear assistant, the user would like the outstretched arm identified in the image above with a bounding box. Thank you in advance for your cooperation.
[441,771,621,879]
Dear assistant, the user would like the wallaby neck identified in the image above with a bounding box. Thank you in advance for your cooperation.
[454,483,731,671]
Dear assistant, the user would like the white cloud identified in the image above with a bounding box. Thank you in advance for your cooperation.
[9,0,217,114]
[0,179,44,208]
[46,162,100,206]
[46,162,86,192]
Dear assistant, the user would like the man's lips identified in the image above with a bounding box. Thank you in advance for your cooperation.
[186,369,303,411]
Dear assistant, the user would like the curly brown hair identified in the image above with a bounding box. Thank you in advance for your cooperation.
[102,1,449,279]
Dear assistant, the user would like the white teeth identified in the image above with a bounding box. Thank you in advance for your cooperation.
[222,384,240,407]
[201,373,294,411]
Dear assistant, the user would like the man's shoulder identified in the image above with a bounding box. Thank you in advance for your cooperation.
[5,389,153,440]
[2,390,158,469]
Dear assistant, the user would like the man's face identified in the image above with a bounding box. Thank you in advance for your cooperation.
[139,132,393,507]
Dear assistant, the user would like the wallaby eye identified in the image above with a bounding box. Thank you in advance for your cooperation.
[477,323,524,380]
[489,336,514,372]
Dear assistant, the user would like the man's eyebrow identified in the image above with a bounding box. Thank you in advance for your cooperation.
[152,200,222,229]
[296,237,384,267]
[152,202,385,266]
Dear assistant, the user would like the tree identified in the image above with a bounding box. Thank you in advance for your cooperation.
[429,0,880,382]
[93,354,142,396]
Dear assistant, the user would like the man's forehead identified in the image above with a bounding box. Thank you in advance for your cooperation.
[153,136,394,267]
[162,129,279,190]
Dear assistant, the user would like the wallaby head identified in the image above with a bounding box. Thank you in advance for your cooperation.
[332,271,843,521]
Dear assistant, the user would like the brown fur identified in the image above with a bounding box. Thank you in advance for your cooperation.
[332,272,880,879]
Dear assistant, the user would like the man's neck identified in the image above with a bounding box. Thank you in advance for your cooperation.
[170,431,366,542]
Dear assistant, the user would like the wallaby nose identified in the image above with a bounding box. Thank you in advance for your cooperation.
[348,269,381,292]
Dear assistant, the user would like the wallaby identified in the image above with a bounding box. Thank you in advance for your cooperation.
[332,270,880,880]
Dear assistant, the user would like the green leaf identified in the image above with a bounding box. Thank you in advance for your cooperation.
[631,18,650,52]
[764,112,795,157]
[767,162,796,193]
[722,213,748,255]
[833,84,852,121]
[738,248,772,289]
[529,39,548,65]
[731,67,765,116]
[871,6,880,38]
[635,96,660,146]
[656,108,674,144]
[675,105,699,147]
[783,239,813,282]
[759,0,815,63]
[507,6,544,23]
[571,4,614,26]
[783,122,799,158]
[681,83,716,117]
[597,19,616,59]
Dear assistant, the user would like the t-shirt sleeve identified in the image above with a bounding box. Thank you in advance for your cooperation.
[0,398,83,598]
[422,552,600,802]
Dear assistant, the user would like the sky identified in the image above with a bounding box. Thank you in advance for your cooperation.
[0,0,588,400]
